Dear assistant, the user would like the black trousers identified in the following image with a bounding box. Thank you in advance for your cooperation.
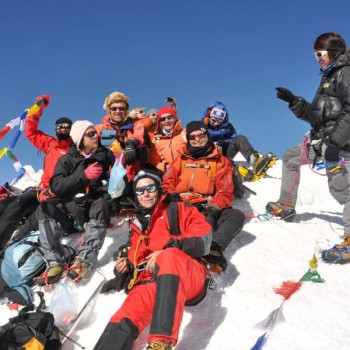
[0,191,39,249]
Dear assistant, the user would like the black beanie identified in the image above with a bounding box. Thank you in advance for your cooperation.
[186,121,208,138]
[55,117,73,126]
[133,169,162,189]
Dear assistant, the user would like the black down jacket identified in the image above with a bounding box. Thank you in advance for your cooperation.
[289,49,350,150]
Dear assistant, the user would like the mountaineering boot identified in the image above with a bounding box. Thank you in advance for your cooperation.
[204,241,228,273]
[266,201,296,222]
[146,341,174,350]
[66,256,91,281]
[36,261,65,286]
[322,235,350,264]
[250,152,277,177]
[237,165,256,182]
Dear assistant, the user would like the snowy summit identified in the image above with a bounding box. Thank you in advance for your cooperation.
[1,158,350,350]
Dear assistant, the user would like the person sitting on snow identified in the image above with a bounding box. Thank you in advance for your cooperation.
[162,121,245,272]
[36,120,115,285]
[0,95,73,250]
[202,101,276,197]
[94,169,212,350]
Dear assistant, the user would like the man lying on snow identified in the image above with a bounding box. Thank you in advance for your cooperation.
[94,169,212,350]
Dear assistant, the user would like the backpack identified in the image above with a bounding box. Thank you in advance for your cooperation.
[0,310,61,350]
[0,231,75,305]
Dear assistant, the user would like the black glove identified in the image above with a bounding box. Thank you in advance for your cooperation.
[276,87,297,104]
[324,146,340,163]
[100,269,128,294]
[124,139,140,165]
[203,206,221,231]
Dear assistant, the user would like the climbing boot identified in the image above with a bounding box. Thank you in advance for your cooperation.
[67,256,91,281]
[322,235,350,264]
[266,201,296,222]
[36,261,65,286]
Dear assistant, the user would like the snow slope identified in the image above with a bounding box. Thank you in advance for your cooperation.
[2,159,350,350]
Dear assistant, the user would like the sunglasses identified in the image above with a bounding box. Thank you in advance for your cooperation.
[137,110,145,114]
[84,130,98,138]
[209,117,224,124]
[110,106,126,112]
[189,132,207,141]
[135,184,158,196]
[55,123,71,130]
[159,115,175,122]
[150,113,158,117]
[314,50,328,59]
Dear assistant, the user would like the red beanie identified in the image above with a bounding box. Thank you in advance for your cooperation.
[158,106,177,119]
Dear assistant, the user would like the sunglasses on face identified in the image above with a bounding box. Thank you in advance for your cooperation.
[159,115,175,122]
[150,113,158,117]
[314,50,328,59]
[110,106,126,112]
[137,110,145,114]
[135,184,158,196]
[55,123,71,130]
[189,132,207,141]
[84,130,98,138]
[209,117,223,124]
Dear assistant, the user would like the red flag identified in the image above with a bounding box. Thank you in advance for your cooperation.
[273,280,302,300]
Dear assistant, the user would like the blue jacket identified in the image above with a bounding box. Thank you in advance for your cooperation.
[202,101,237,148]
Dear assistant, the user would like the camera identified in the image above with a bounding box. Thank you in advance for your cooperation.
[166,97,174,103]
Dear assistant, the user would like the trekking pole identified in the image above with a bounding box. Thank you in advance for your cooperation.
[242,184,257,195]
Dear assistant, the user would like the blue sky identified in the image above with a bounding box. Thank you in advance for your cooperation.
[1,0,349,185]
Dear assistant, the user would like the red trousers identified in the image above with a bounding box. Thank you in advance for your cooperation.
[110,248,207,345]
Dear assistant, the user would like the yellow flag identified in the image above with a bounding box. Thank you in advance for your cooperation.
[0,147,9,159]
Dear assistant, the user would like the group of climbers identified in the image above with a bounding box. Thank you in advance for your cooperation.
[4,30,350,348]
[0,90,276,349]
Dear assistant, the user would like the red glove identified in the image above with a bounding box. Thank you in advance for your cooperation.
[39,188,56,202]
[84,162,102,180]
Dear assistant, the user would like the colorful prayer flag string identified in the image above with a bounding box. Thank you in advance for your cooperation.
[251,255,324,350]
[0,95,50,185]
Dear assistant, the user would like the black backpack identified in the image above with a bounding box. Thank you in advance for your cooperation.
[0,310,61,350]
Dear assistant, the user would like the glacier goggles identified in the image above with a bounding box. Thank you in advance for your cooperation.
[135,184,158,196]
[84,130,98,138]
[159,115,175,122]
[55,123,71,130]
[314,50,328,59]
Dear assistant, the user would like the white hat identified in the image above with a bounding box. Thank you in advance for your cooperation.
[70,120,95,149]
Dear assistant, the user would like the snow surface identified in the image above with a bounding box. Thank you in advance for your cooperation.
[1,158,350,350]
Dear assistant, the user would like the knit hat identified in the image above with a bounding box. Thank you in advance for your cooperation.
[133,169,162,189]
[186,121,209,138]
[158,106,177,119]
[55,117,73,126]
[70,120,94,149]
[146,108,159,117]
